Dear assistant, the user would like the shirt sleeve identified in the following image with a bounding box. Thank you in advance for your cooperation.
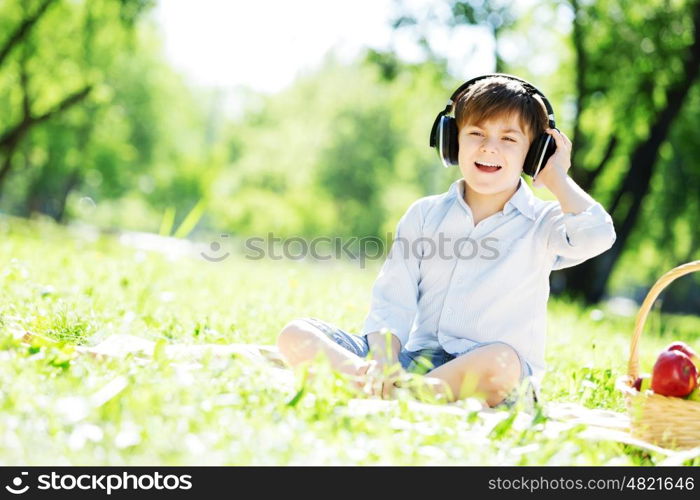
[361,201,423,348]
[545,201,617,271]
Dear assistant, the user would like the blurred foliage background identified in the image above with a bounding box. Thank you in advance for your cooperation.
[0,0,698,311]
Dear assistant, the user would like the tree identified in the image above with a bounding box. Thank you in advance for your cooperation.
[0,0,215,233]
[0,0,91,191]
[559,0,700,303]
[0,0,156,217]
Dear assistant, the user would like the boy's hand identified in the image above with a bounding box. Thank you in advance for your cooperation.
[361,329,403,398]
[357,358,405,399]
[532,128,572,190]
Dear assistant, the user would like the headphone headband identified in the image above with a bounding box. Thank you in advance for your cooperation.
[429,73,555,148]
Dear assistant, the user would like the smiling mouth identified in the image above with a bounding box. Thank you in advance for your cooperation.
[475,161,502,173]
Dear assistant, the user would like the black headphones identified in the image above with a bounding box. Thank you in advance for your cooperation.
[429,73,556,178]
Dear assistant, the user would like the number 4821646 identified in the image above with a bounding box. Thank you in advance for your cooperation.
[625,477,694,490]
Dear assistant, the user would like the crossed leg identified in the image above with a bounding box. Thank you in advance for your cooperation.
[277,320,449,397]
[425,342,522,407]
[276,319,367,377]
[278,321,523,407]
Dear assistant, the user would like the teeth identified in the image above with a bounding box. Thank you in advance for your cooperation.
[477,161,501,168]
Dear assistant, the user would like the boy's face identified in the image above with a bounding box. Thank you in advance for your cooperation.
[457,112,531,196]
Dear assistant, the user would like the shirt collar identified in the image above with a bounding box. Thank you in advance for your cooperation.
[449,177,537,221]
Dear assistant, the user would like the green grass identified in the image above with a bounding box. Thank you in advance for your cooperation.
[1,215,699,465]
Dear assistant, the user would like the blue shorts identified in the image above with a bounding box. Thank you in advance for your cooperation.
[298,317,538,410]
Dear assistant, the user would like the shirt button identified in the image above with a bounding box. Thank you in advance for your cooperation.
[456,279,464,285]
[446,307,453,314]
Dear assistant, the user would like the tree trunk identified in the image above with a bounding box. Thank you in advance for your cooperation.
[558,3,700,303]
[55,169,82,222]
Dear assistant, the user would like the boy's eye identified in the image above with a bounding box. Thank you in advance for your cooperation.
[468,131,516,142]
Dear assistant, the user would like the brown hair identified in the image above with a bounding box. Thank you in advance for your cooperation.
[454,76,548,143]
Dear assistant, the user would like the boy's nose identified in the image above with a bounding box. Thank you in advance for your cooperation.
[479,138,499,153]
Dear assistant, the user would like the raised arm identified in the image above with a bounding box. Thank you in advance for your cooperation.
[533,128,616,269]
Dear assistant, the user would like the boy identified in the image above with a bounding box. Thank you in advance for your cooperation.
[276,74,616,408]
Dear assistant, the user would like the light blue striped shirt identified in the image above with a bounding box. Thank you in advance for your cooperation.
[361,177,616,386]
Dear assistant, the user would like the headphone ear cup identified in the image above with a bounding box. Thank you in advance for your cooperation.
[523,133,556,177]
[438,116,459,167]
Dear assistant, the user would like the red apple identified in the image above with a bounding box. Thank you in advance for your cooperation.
[651,350,698,397]
[666,341,699,366]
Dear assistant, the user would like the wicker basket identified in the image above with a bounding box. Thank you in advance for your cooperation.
[615,260,700,450]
